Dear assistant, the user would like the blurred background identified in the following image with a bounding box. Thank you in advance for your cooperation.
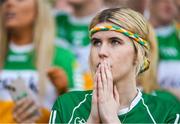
[0,0,179,123]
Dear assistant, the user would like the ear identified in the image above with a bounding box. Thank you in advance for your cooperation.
[133,57,138,65]
[133,47,138,66]
[132,40,138,66]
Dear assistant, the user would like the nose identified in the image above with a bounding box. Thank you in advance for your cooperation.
[98,44,109,59]
[3,0,15,8]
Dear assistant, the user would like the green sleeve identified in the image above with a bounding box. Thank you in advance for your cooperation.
[49,98,63,123]
[53,46,77,88]
[165,103,180,123]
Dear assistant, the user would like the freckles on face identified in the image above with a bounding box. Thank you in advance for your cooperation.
[2,0,36,29]
[90,29,135,79]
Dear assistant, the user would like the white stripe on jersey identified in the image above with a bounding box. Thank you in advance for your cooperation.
[52,110,57,124]
[174,114,180,124]
[49,110,57,124]
[141,98,157,124]
[49,111,53,123]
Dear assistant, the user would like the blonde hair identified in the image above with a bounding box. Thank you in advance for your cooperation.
[137,24,160,93]
[89,8,150,76]
[0,0,55,98]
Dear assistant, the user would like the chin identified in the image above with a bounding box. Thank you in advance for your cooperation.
[5,23,19,29]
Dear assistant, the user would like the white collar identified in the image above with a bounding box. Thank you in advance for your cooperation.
[118,89,142,115]
[69,14,95,25]
[10,42,34,53]
[155,25,175,37]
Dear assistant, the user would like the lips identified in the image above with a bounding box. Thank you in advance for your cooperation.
[5,12,16,20]
[96,63,112,68]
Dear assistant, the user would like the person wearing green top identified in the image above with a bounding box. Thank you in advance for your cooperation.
[50,90,180,123]
[149,0,180,99]
[0,0,76,123]
[55,0,105,90]
[2,44,76,89]
[151,90,180,106]
[50,8,180,123]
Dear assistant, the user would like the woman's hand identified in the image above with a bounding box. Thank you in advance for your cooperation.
[88,60,121,123]
[13,96,41,123]
[47,67,68,95]
[97,60,120,123]
[87,68,100,123]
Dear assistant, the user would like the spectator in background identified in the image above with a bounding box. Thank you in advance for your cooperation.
[125,0,150,15]
[104,0,127,8]
[175,0,180,24]
[175,0,180,40]
[104,0,150,19]
[149,0,180,99]
[55,0,105,90]
[0,0,76,123]
[52,0,74,15]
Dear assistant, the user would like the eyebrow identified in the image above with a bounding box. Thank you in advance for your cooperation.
[109,37,123,41]
[91,37,123,43]
[91,37,101,42]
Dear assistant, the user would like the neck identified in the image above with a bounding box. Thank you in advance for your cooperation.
[149,17,172,28]
[9,27,33,46]
[74,0,104,18]
[115,72,137,109]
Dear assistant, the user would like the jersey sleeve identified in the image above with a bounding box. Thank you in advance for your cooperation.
[49,97,63,123]
[165,103,180,123]
[53,46,77,89]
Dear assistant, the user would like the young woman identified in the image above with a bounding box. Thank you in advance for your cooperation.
[50,8,180,123]
[0,0,76,123]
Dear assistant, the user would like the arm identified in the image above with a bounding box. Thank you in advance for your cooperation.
[47,67,68,95]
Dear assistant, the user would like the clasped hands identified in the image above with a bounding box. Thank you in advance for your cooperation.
[87,59,121,124]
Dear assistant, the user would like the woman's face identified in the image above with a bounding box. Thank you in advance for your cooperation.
[150,0,177,24]
[1,0,36,29]
[90,23,136,82]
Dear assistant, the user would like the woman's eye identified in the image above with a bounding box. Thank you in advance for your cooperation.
[91,40,102,47]
[111,39,120,46]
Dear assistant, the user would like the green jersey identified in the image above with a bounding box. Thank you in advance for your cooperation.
[55,12,95,90]
[151,89,180,107]
[55,12,91,47]
[50,90,180,123]
[0,43,77,110]
[156,25,180,88]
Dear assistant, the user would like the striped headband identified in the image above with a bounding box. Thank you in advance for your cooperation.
[90,24,150,50]
[90,24,150,73]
